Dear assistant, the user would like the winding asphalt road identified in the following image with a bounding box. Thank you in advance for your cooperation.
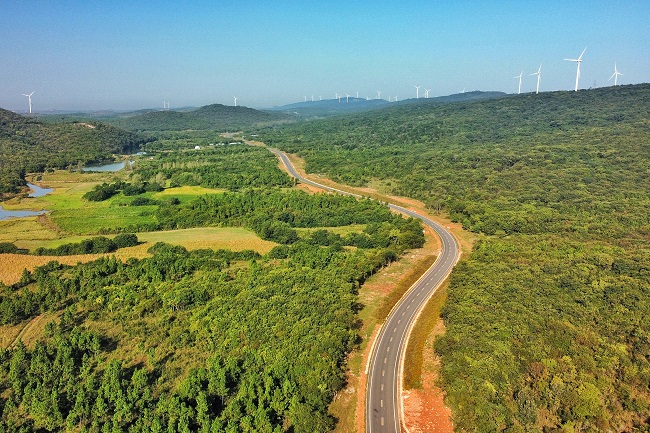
[269,148,459,433]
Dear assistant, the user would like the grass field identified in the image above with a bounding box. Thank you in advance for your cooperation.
[294,224,366,236]
[152,185,226,202]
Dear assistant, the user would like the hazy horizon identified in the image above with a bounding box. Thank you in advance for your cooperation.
[2,1,649,112]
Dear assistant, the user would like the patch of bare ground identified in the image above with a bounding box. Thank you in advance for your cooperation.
[403,284,454,433]
[0,312,59,349]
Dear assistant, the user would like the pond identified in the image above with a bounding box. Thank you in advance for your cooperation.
[0,206,47,221]
[82,161,127,172]
[27,183,54,198]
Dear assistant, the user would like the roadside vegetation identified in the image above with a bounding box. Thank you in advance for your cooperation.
[265,84,650,432]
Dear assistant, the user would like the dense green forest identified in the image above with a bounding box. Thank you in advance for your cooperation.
[264,84,650,431]
[0,109,149,195]
[132,145,294,191]
[106,104,292,132]
[0,129,427,431]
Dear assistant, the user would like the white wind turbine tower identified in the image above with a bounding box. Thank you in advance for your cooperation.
[346,93,350,103]
[414,85,421,99]
[530,65,542,94]
[609,63,622,86]
[233,96,238,107]
[356,91,359,98]
[376,90,381,99]
[22,91,34,114]
[424,88,431,98]
[513,71,523,94]
[564,47,587,91]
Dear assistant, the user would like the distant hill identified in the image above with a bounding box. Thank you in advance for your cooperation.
[269,97,390,118]
[105,104,293,131]
[396,90,508,106]
[0,108,149,195]
[268,91,506,118]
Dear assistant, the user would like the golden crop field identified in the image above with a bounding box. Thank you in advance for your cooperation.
[0,227,276,285]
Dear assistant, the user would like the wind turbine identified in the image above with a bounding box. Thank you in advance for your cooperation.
[424,88,431,98]
[376,90,381,99]
[530,65,542,94]
[345,93,350,103]
[22,91,34,114]
[356,91,359,98]
[564,47,587,91]
[609,63,622,86]
[233,96,237,107]
[414,85,421,99]
[513,71,523,94]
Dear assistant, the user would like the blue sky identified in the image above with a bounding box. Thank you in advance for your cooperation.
[1,1,648,111]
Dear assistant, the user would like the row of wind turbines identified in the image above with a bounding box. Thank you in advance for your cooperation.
[295,87,444,106]
[19,49,627,113]
[513,48,623,95]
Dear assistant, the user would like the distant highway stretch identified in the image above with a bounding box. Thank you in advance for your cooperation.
[269,148,460,433]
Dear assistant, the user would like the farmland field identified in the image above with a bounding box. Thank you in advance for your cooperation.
[0,227,276,285]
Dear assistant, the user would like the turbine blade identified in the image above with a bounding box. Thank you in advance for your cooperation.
[578,47,587,60]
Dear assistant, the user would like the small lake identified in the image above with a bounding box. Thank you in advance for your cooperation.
[0,205,47,221]
[82,161,127,172]
[27,183,54,198]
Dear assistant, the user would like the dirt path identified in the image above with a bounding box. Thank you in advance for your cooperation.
[9,313,47,348]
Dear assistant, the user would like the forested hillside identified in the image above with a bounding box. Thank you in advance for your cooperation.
[107,104,292,132]
[265,84,650,431]
[0,109,148,195]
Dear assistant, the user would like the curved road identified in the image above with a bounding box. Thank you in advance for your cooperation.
[269,149,459,433]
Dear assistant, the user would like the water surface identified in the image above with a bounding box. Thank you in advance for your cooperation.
[82,161,126,172]
[0,205,47,221]
[27,183,54,198]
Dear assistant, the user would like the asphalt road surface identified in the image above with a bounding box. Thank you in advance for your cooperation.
[269,148,459,433]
